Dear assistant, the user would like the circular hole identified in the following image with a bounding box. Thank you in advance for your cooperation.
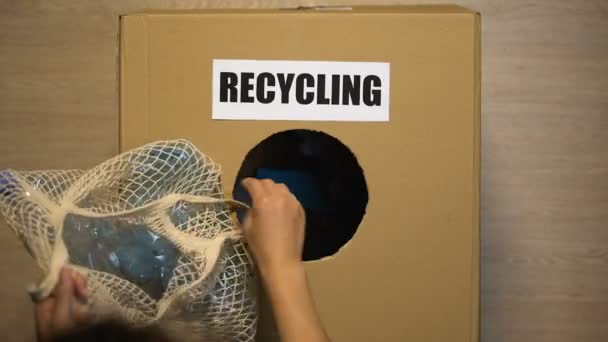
[233,129,368,261]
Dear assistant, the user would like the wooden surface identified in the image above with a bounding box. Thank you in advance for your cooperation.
[0,1,607,341]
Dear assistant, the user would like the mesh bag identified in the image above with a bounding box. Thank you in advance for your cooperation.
[0,140,257,341]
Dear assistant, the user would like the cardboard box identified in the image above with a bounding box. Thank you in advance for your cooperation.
[120,5,480,342]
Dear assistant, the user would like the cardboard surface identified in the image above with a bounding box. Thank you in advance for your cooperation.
[120,6,480,341]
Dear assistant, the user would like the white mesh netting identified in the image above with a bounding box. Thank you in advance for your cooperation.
[0,140,257,341]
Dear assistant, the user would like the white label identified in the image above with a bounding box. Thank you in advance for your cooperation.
[212,59,390,121]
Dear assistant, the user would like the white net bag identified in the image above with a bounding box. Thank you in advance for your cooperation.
[0,140,257,341]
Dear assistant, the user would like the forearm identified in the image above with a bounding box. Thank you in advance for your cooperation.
[260,263,330,342]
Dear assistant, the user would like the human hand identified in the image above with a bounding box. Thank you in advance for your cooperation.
[34,267,90,342]
[240,178,306,275]
[240,179,329,342]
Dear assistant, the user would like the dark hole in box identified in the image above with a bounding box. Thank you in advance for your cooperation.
[233,129,368,261]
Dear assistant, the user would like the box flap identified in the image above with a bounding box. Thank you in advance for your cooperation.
[121,5,477,17]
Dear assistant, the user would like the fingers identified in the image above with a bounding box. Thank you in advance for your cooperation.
[259,178,275,192]
[274,182,291,194]
[52,268,75,329]
[71,270,88,304]
[242,178,291,200]
[35,297,55,342]
[35,296,55,323]
[71,270,90,323]
[241,178,267,202]
[240,208,253,232]
[72,301,91,324]
[34,268,91,341]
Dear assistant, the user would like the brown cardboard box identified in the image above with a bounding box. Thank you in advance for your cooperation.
[120,5,480,342]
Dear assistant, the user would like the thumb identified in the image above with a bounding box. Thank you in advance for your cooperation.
[240,208,253,234]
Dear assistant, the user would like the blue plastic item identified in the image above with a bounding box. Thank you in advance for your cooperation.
[233,168,328,223]
[256,168,325,210]
[63,213,181,300]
